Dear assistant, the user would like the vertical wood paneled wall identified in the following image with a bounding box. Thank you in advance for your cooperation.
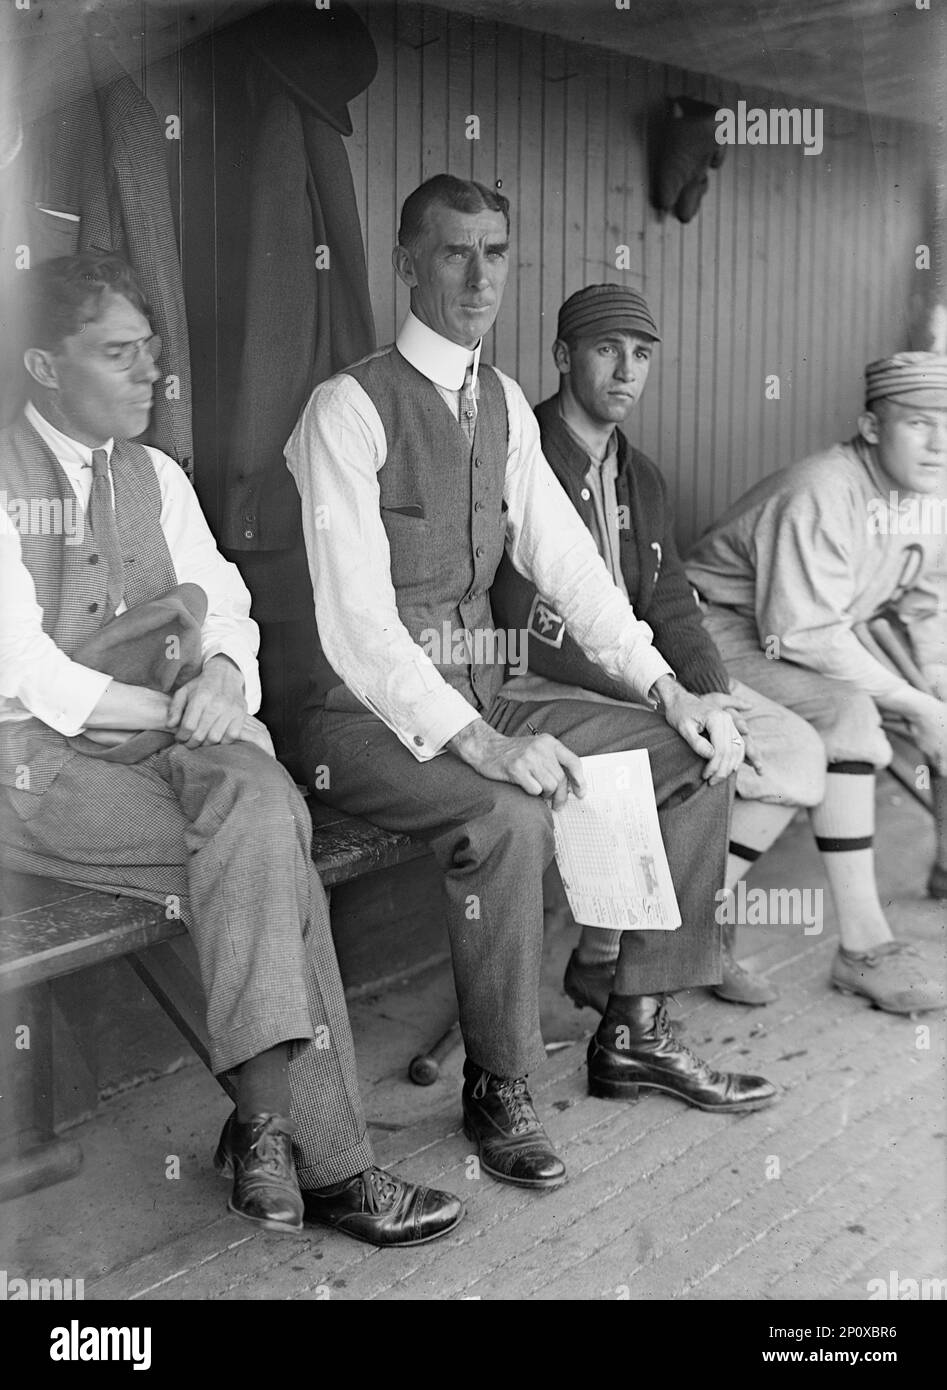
[342,1,929,546]
[133,0,928,546]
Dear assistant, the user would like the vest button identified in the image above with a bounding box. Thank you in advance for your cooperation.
[413,735,424,747]
[88,602,99,613]
[473,458,482,468]
[474,501,483,513]
[88,553,99,565]
[581,487,591,500]
[475,546,484,558]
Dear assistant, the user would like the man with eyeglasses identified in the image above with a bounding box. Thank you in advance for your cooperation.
[0,252,464,1247]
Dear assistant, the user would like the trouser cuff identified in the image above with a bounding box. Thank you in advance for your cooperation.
[296,1134,375,1189]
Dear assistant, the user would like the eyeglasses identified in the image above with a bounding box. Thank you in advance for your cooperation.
[99,333,163,371]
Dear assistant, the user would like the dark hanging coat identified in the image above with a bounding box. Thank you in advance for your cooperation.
[203,3,377,621]
[0,15,192,469]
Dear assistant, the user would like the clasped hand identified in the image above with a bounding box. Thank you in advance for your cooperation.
[166,656,274,757]
[653,678,758,784]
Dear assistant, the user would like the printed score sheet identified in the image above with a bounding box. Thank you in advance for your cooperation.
[552,749,681,931]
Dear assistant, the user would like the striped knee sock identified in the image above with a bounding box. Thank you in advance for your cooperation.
[727,800,799,888]
[810,762,891,952]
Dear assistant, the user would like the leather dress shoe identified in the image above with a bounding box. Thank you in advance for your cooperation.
[712,923,778,1006]
[462,1060,567,1189]
[928,864,947,901]
[214,1111,303,1234]
[302,1168,464,1247]
[563,949,613,1013]
[588,996,778,1113]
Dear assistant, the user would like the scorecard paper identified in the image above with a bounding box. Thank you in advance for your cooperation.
[552,749,681,931]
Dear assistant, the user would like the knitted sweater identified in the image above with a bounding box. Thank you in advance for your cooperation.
[491,396,731,697]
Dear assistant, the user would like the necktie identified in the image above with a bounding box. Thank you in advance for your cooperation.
[89,448,125,619]
[460,363,477,444]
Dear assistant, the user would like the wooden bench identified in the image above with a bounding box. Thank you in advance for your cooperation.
[0,798,428,1203]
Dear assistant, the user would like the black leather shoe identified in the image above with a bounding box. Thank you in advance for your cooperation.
[462,1060,567,1189]
[588,996,778,1113]
[302,1168,464,1247]
[214,1111,303,1234]
[563,949,614,1013]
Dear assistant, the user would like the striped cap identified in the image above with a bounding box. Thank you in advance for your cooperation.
[864,352,947,408]
[557,284,661,344]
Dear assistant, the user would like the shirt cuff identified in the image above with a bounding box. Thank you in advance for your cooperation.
[43,665,114,737]
[202,642,262,715]
[620,650,675,705]
[394,688,482,761]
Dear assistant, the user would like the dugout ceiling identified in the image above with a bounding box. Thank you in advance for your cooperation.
[2,0,943,127]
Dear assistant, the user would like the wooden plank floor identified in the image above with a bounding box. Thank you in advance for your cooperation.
[2,774,944,1301]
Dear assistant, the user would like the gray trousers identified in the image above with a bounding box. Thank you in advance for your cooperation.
[0,736,373,1187]
[700,603,894,767]
[302,693,733,1079]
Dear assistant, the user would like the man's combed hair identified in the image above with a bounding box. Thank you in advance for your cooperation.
[398,174,510,251]
[24,252,151,353]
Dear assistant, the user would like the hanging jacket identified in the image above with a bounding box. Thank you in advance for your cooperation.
[198,2,377,621]
[0,12,192,470]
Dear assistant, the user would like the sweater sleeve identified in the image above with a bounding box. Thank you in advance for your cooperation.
[635,462,731,695]
[490,551,634,700]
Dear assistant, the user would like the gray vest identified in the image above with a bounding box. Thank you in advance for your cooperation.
[0,414,178,795]
[307,347,509,718]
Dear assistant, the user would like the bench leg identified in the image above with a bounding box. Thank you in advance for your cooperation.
[127,939,236,1102]
[0,983,82,1202]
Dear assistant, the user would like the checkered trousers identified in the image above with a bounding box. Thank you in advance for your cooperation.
[0,734,374,1187]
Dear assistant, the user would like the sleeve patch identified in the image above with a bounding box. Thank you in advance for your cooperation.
[527,593,566,648]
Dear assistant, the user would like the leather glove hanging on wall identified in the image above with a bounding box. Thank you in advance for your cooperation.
[653,96,726,224]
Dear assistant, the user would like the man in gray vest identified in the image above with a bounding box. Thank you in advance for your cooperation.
[0,252,463,1246]
[287,174,777,1194]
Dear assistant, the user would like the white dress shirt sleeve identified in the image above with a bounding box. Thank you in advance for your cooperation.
[0,507,113,734]
[146,449,262,714]
[285,374,481,760]
[498,374,673,701]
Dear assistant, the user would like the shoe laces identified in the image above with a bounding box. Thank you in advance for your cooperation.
[654,1001,712,1074]
[363,1168,401,1212]
[855,941,927,976]
[494,1076,539,1135]
[247,1116,294,1175]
